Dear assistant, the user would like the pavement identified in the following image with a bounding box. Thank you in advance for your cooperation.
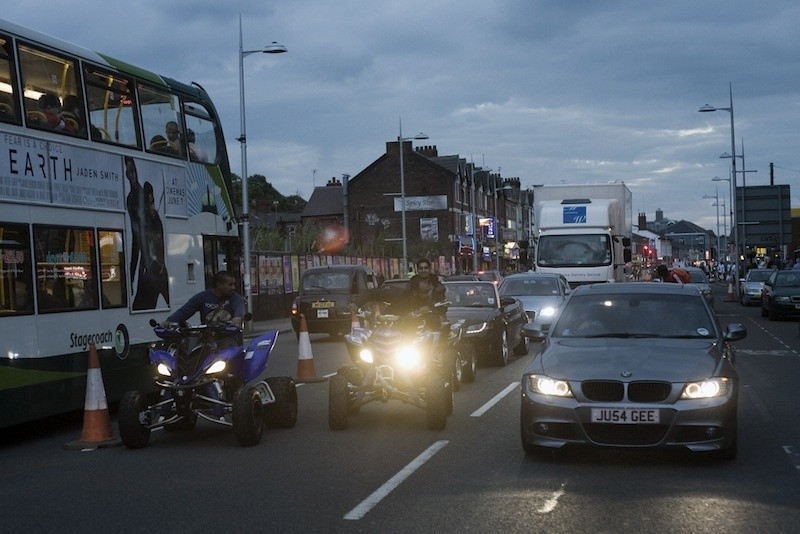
[244,316,294,339]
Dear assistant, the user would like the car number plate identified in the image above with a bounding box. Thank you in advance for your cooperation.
[317,309,329,318]
[311,301,335,309]
[591,408,659,424]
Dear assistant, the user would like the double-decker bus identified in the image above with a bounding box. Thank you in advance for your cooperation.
[0,18,242,427]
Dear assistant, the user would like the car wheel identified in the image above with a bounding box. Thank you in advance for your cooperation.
[460,345,477,383]
[768,301,779,321]
[494,330,509,367]
[263,377,298,428]
[514,330,529,356]
[118,391,151,449]
[232,386,264,447]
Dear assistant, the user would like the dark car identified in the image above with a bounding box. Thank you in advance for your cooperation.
[761,270,800,320]
[443,281,528,366]
[291,265,380,337]
[519,282,746,460]
[470,270,504,285]
[445,274,481,282]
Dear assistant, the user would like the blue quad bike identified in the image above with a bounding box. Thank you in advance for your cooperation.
[119,318,297,448]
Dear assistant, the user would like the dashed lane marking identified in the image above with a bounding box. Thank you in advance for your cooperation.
[471,381,520,417]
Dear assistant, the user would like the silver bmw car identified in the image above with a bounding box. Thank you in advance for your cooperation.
[520,282,746,460]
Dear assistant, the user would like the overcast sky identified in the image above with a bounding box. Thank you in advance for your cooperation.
[5,1,800,234]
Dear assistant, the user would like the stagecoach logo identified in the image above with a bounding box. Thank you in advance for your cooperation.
[67,323,130,360]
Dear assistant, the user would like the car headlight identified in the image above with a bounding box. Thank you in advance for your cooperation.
[205,360,226,375]
[539,306,556,318]
[156,363,172,376]
[395,345,424,371]
[465,322,488,334]
[680,377,729,399]
[359,349,374,364]
[527,374,573,397]
[775,296,791,303]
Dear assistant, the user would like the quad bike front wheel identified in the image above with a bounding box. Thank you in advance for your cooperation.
[233,386,264,446]
[328,372,349,430]
[425,375,449,430]
[118,390,151,449]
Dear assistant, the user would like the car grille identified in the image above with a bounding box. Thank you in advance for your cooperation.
[581,380,672,402]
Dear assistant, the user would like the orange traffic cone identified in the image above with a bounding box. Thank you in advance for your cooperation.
[726,280,736,302]
[296,314,322,383]
[64,342,121,450]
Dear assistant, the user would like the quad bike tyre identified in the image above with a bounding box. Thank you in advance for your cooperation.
[263,377,298,428]
[459,345,477,383]
[232,386,264,446]
[329,372,349,430]
[425,375,449,430]
[118,390,151,449]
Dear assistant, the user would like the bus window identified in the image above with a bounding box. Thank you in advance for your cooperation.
[139,83,184,158]
[0,35,20,125]
[17,44,81,137]
[98,229,127,308]
[33,225,97,313]
[0,223,34,316]
[184,101,217,164]
[84,66,140,146]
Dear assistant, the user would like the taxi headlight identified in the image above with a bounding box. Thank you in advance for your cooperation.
[205,360,226,375]
[681,377,729,399]
[527,374,573,397]
[156,363,172,376]
[359,349,374,364]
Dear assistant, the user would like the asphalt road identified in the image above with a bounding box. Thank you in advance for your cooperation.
[3,282,800,533]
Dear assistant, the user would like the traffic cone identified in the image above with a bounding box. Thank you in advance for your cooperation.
[64,342,121,450]
[296,314,322,383]
[726,280,736,302]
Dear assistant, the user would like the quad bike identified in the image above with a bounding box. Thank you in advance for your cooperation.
[329,301,455,431]
[119,318,297,448]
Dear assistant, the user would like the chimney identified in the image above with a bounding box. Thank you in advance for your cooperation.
[638,212,647,231]
[415,145,438,158]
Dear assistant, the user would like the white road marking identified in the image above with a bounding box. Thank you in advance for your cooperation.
[471,382,520,417]
[537,483,567,514]
[343,440,450,520]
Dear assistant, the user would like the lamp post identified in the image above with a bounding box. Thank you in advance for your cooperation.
[720,139,757,269]
[699,83,739,297]
[397,119,428,274]
[238,14,286,319]
[493,182,512,272]
[712,175,732,278]
[703,188,721,265]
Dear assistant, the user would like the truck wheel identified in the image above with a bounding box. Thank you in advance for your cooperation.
[263,377,298,428]
[118,391,151,449]
[232,386,264,446]
[329,373,349,430]
[425,375,449,430]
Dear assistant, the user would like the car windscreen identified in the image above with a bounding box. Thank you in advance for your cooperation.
[774,273,800,287]
[688,270,708,283]
[747,270,772,282]
[444,283,496,307]
[500,278,557,296]
[301,271,353,292]
[551,293,715,339]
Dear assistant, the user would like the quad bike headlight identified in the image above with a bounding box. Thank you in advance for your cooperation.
[395,345,424,371]
[156,363,172,376]
[359,349,374,364]
[205,360,227,375]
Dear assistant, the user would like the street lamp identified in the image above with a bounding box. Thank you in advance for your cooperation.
[493,183,512,272]
[712,175,732,277]
[699,83,740,297]
[238,13,286,319]
[703,188,721,265]
[720,139,757,267]
[397,119,428,274]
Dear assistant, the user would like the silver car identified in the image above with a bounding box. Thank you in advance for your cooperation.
[520,282,746,460]
[739,268,773,306]
[498,272,570,332]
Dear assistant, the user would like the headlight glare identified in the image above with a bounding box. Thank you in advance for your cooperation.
[681,377,729,399]
[396,345,423,370]
[206,360,226,375]
[359,349,374,364]
[528,374,572,397]
[156,363,172,376]
[540,307,556,318]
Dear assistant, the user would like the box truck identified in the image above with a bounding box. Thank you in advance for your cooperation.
[532,183,632,285]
